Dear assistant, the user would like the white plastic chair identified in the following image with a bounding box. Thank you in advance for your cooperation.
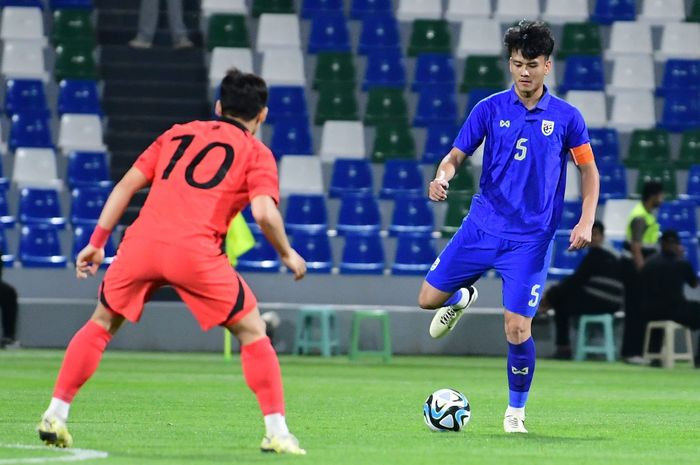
[601,199,638,241]
[565,91,607,128]
[256,14,300,51]
[1,41,47,81]
[606,22,653,59]
[58,114,107,153]
[608,55,655,94]
[13,148,62,189]
[445,0,490,22]
[261,49,306,86]
[638,0,685,24]
[208,47,253,89]
[279,155,324,196]
[0,6,46,44]
[610,91,656,132]
[655,23,700,61]
[493,0,540,24]
[396,0,442,22]
[541,0,588,24]
[456,19,501,58]
[320,121,366,162]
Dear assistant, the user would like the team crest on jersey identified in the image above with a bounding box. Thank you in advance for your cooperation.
[541,120,554,136]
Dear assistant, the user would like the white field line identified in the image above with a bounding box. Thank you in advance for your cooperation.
[0,445,108,464]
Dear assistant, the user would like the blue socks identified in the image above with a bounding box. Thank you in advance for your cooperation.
[507,337,536,409]
[444,289,463,307]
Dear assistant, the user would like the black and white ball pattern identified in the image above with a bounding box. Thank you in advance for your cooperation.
[423,388,471,432]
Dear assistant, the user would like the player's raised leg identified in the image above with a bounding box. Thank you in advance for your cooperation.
[419,281,478,339]
[503,311,535,434]
[38,302,125,447]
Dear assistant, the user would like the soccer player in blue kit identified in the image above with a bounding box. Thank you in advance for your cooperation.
[418,21,600,433]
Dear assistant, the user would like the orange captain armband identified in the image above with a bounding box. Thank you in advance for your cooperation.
[570,142,594,166]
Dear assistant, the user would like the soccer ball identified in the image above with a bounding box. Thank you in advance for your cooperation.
[423,388,471,432]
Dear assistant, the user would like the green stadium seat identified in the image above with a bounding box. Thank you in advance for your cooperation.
[371,123,416,163]
[364,87,408,126]
[252,0,295,17]
[207,14,249,50]
[625,129,671,168]
[313,52,356,90]
[54,43,97,82]
[52,9,95,47]
[557,23,602,59]
[441,192,473,237]
[315,83,358,125]
[677,130,700,169]
[407,19,451,57]
[448,162,476,194]
[460,55,506,92]
[689,0,700,22]
[636,164,677,198]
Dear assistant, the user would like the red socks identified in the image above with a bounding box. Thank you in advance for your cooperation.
[241,337,285,416]
[53,321,112,402]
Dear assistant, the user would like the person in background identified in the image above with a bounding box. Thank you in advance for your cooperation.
[0,252,19,349]
[129,0,193,49]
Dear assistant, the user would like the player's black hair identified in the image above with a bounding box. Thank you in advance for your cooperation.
[503,20,554,60]
[592,220,604,235]
[641,181,664,202]
[660,229,680,244]
[219,68,268,121]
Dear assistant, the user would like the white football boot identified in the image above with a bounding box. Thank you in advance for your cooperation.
[429,286,478,339]
[503,413,528,434]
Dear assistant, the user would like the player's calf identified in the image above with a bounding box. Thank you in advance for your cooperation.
[428,286,478,339]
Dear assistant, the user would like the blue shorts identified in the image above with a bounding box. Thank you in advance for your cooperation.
[425,218,554,318]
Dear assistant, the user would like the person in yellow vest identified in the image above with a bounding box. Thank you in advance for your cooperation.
[621,181,665,364]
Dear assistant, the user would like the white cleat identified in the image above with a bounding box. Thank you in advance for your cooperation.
[260,433,306,455]
[503,414,528,434]
[429,286,478,339]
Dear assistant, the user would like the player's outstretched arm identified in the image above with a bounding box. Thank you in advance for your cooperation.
[428,147,467,202]
[569,160,600,250]
[250,195,307,280]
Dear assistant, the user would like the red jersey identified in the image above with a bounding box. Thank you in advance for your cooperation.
[127,118,278,256]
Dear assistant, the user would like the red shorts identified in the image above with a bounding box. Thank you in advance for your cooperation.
[99,236,257,331]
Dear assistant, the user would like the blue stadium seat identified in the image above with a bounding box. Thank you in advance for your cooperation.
[236,233,280,272]
[301,0,343,18]
[329,158,373,198]
[657,60,700,97]
[391,234,437,275]
[1,0,43,8]
[0,226,15,267]
[49,0,92,9]
[558,201,582,231]
[358,15,400,55]
[339,234,385,274]
[336,192,381,235]
[591,0,636,24]
[685,165,700,205]
[67,151,112,188]
[308,13,350,54]
[466,89,499,117]
[266,86,308,124]
[413,87,458,127]
[681,237,700,276]
[388,195,434,236]
[423,124,458,164]
[290,232,332,273]
[285,194,328,234]
[598,164,627,202]
[658,92,700,132]
[657,200,697,237]
[9,112,53,151]
[57,79,101,115]
[363,50,405,90]
[70,186,111,226]
[549,233,586,279]
[5,79,48,116]
[19,225,67,268]
[412,53,456,92]
[350,0,393,19]
[380,159,423,199]
[0,189,15,228]
[72,224,116,266]
[588,128,620,166]
[270,118,313,157]
[559,56,605,93]
[241,205,261,234]
[18,188,66,228]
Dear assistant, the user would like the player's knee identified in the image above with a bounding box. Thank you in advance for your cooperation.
[418,289,440,310]
[230,313,267,344]
[504,319,531,343]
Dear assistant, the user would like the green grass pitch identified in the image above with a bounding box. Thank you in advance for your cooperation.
[1,350,698,465]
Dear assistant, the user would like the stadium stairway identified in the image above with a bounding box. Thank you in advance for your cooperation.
[95,0,211,225]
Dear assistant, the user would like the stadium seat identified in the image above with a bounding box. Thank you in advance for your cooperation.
[4,79,49,116]
[598,164,628,202]
[588,128,620,166]
[559,56,605,93]
[19,224,67,268]
[407,19,451,57]
[58,114,106,153]
[412,53,455,92]
[320,121,365,161]
[202,0,247,16]
[445,0,490,21]
[657,60,700,97]
[72,224,116,265]
[313,52,355,89]
[1,0,43,8]
[396,0,442,22]
[460,55,506,93]
[270,117,313,157]
[465,88,501,117]
[608,56,655,94]
[565,91,607,128]
[677,130,700,169]
[236,233,280,272]
[70,186,111,226]
[0,189,16,228]
[549,233,586,279]
[691,0,700,22]
[602,198,637,240]
[350,0,392,19]
[57,79,101,115]
[1,6,45,44]
[657,200,697,237]
[391,235,437,275]
[591,0,636,24]
[559,201,582,231]
[413,87,457,127]
[207,14,249,50]
[339,234,384,274]
[267,86,308,124]
[0,161,8,192]
[380,160,423,199]
[605,22,652,59]
[636,164,677,198]
[371,123,416,163]
[18,187,65,228]
[256,14,300,51]
[285,194,328,234]
[1,41,47,81]
[564,161,581,201]
[261,49,306,86]
[66,151,111,188]
[684,164,700,203]
[52,8,94,46]
[638,0,685,24]
[329,158,373,198]
[556,22,602,60]
[50,0,92,8]
[13,148,61,188]
[209,48,253,89]
[54,42,97,82]
[658,92,700,133]
[363,50,406,90]
[656,23,700,61]
[252,0,295,17]
[301,0,343,18]
[423,124,458,164]
[290,232,332,273]
[441,192,472,236]
[279,155,323,196]
[364,88,409,126]
[494,0,540,23]
[336,193,381,236]
[9,112,53,151]
[389,195,434,236]
[315,83,359,125]
[625,129,670,168]
[0,226,15,267]
[542,0,588,24]
[610,91,656,132]
[358,14,400,55]
[456,19,501,58]
[308,13,350,54]
[449,162,476,194]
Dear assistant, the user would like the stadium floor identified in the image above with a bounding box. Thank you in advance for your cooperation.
[1,350,698,465]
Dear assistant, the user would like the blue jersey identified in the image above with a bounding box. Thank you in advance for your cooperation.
[453,85,589,242]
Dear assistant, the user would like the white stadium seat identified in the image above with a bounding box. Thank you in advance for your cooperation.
[396,0,442,22]
[601,199,638,241]
[456,19,501,58]
[541,0,588,24]
[565,91,607,128]
[320,121,366,162]
[608,56,655,94]
[493,0,540,24]
[655,23,700,61]
[564,161,580,201]
[609,91,656,132]
[208,47,253,89]
[606,22,653,59]
[58,114,107,153]
[201,0,247,17]
[1,41,47,81]
[261,49,306,86]
[13,148,62,189]
[256,14,300,51]
[279,155,324,196]
[445,0,490,22]
[638,0,685,24]
[0,6,46,44]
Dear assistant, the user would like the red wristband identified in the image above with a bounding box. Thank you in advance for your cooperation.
[89,225,111,249]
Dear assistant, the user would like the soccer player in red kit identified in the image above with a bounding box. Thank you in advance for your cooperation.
[37,69,307,455]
